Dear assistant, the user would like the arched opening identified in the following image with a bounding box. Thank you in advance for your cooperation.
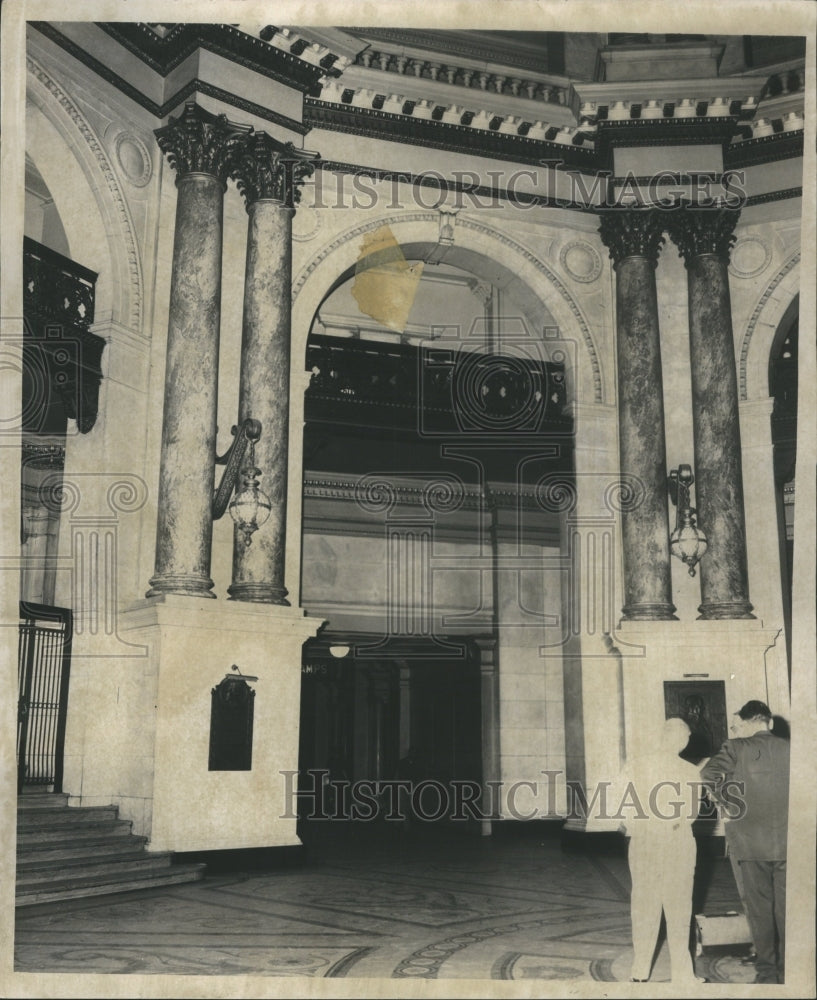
[769,296,798,671]
[296,246,574,836]
[20,159,103,606]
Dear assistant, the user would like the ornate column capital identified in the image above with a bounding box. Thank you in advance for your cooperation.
[668,205,741,264]
[597,208,666,268]
[232,132,319,209]
[154,102,252,187]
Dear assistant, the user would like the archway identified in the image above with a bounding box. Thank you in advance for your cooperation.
[286,213,605,604]
[293,228,584,833]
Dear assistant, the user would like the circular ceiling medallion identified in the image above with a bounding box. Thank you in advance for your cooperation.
[560,240,602,283]
[292,205,322,242]
[114,132,152,187]
[730,236,772,278]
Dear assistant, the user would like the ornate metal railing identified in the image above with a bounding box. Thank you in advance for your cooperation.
[305,333,569,434]
[24,237,97,329]
[17,603,73,793]
[23,238,104,434]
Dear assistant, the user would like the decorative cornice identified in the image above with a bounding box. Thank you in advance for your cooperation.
[304,99,596,170]
[597,208,665,268]
[309,473,480,513]
[30,25,311,134]
[743,186,802,207]
[580,96,757,123]
[232,132,319,208]
[154,102,252,186]
[26,55,143,331]
[303,473,565,512]
[345,27,564,76]
[351,45,569,106]
[667,206,741,264]
[593,117,740,171]
[167,81,310,136]
[724,129,804,169]
[95,22,336,93]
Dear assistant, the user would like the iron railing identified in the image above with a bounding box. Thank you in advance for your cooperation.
[17,603,73,793]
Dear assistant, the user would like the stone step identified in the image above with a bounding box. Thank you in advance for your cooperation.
[16,795,207,907]
[17,805,119,829]
[16,864,206,907]
[16,792,70,809]
[17,840,152,871]
[18,820,134,847]
[17,854,174,888]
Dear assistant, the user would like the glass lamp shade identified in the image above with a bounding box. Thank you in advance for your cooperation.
[670,521,708,576]
[228,466,272,547]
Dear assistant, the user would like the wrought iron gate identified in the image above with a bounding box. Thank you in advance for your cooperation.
[17,602,72,793]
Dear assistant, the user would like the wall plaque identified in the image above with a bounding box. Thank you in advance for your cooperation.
[209,676,255,771]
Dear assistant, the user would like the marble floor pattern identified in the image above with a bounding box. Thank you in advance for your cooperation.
[14,825,753,984]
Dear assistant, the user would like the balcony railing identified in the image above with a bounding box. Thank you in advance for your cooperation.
[305,333,569,435]
[23,238,104,434]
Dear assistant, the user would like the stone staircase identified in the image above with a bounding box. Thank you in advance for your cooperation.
[16,792,206,906]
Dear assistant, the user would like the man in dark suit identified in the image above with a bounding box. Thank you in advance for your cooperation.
[701,700,790,984]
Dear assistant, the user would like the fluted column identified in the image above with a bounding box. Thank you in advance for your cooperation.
[228,134,318,603]
[599,209,676,620]
[668,206,754,619]
[147,104,251,598]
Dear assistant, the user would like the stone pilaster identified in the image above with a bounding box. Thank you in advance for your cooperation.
[227,134,318,604]
[473,636,500,835]
[669,207,754,619]
[147,104,251,598]
[598,209,676,620]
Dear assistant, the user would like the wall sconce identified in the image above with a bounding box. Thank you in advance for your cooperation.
[213,418,271,547]
[668,464,707,576]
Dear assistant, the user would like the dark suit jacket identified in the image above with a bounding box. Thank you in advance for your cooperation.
[701,730,789,861]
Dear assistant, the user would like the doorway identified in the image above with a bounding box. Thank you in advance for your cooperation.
[17,602,73,794]
[297,639,483,831]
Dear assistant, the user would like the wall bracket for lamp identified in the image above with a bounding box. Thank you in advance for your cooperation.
[212,418,271,546]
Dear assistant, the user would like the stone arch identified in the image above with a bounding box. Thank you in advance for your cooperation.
[739,252,800,402]
[26,55,143,332]
[285,209,604,602]
[291,212,604,406]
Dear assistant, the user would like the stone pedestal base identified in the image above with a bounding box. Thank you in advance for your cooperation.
[615,618,789,763]
[120,596,321,852]
[560,620,789,835]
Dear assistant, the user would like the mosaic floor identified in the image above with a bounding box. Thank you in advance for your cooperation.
[14,824,755,988]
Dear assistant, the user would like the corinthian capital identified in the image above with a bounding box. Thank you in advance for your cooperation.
[597,208,665,268]
[154,102,252,186]
[232,132,320,209]
[667,206,741,264]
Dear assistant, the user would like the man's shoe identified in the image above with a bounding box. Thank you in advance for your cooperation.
[740,952,757,965]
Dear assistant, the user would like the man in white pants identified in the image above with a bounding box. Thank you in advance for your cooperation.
[618,717,706,984]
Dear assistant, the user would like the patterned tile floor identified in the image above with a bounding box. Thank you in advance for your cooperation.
[14,824,755,988]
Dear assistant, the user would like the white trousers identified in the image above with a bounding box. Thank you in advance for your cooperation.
[628,829,697,982]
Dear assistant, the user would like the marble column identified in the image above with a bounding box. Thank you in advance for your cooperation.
[228,134,318,603]
[669,207,754,619]
[147,104,251,598]
[598,209,676,620]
